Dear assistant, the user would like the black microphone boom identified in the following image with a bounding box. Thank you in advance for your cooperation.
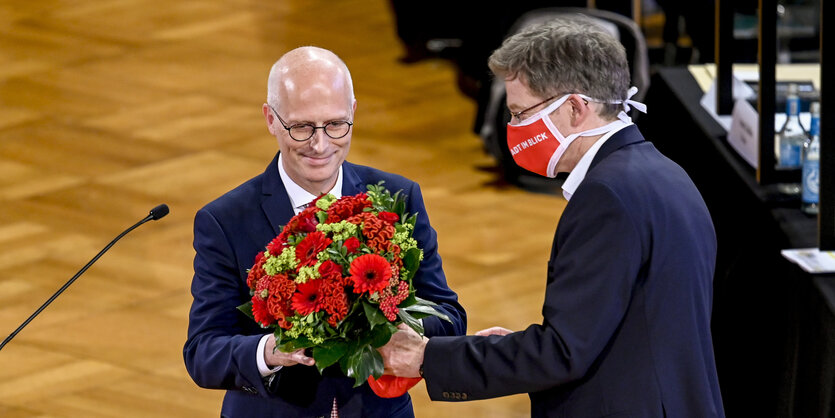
[0,204,170,352]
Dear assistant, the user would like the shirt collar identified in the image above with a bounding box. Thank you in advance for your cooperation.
[278,153,343,214]
[561,123,630,201]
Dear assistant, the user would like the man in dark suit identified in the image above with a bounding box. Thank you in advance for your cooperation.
[379,17,724,417]
[183,46,466,417]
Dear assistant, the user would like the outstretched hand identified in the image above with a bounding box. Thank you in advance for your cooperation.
[378,323,428,378]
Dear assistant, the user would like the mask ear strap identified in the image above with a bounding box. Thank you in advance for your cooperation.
[581,87,647,123]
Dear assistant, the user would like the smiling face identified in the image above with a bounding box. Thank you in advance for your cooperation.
[263,49,356,195]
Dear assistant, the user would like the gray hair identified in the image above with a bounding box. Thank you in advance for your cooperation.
[266,46,355,109]
[488,15,630,119]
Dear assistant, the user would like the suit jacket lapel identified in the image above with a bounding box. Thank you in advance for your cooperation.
[341,161,364,196]
[261,156,362,234]
[261,152,296,235]
[589,124,645,170]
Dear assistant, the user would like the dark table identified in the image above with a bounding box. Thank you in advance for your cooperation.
[639,67,835,418]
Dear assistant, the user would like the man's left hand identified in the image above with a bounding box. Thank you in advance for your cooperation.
[379,323,428,378]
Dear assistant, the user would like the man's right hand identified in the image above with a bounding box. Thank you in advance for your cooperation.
[264,334,315,367]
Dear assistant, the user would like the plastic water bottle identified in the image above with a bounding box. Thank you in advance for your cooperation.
[801,101,820,214]
[776,83,807,170]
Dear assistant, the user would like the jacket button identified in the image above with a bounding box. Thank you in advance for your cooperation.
[442,392,450,399]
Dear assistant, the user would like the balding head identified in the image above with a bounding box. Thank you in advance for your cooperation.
[266,46,355,111]
[262,46,356,196]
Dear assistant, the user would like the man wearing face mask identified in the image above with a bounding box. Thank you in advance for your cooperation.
[379,16,724,417]
[183,46,466,417]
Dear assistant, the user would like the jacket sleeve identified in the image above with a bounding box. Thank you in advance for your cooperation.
[422,180,643,400]
[405,182,467,338]
[183,208,273,396]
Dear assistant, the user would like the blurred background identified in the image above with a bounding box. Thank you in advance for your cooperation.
[0,0,827,417]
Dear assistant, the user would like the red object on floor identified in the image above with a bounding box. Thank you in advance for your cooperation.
[366,375,423,398]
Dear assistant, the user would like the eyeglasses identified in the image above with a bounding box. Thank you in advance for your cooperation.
[510,95,558,122]
[269,105,353,141]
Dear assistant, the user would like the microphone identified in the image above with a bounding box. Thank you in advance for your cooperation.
[0,204,170,352]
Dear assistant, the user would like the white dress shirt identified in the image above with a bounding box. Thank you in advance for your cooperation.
[561,123,631,201]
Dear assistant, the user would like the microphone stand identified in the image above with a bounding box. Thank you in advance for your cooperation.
[0,204,169,352]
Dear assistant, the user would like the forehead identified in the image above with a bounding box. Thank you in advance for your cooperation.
[277,65,353,120]
[504,76,543,110]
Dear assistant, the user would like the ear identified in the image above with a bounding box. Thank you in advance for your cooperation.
[352,99,358,118]
[567,95,590,127]
[263,103,277,135]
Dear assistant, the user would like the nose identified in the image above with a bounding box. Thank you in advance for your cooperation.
[308,129,329,153]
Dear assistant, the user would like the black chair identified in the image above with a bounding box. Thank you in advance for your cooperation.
[477,7,650,193]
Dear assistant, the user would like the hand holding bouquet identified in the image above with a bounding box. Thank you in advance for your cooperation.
[237,183,449,397]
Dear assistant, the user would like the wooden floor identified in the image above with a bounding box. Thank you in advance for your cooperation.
[0,1,566,416]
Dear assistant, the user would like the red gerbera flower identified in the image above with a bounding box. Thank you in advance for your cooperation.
[295,231,332,267]
[292,279,326,316]
[251,294,275,327]
[349,254,392,294]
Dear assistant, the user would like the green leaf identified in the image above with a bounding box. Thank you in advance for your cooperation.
[404,302,451,323]
[312,340,350,374]
[236,301,254,320]
[343,344,385,387]
[368,322,398,348]
[362,301,388,329]
[406,213,418,228]
[278,335,315,352]
[316,210,328,224]
[399,292,418,307]
[402,248,421,279]
[398,309,425,335]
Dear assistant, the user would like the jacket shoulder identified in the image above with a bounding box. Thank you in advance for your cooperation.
[199,172,264,216]
[344,162,417,190]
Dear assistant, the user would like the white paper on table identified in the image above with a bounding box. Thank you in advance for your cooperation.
[700,75,757,131]
[727,99,760,168]
[781,248,835,274]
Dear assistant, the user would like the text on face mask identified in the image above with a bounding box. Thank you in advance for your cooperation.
[509,132,550,155]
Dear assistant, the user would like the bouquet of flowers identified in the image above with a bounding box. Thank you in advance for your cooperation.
[237,182,449,397]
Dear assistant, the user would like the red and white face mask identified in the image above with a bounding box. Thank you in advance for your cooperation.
[506,88,646,177]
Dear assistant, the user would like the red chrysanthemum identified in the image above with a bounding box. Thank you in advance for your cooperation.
[343,236,360,254]
[296,207,319,233]
[378,211,400,224]
[292,279,326,316]
[267,232,289,256]
[349,254,392,294]
[251,294,275,327]
[294,231,332,267]
[284,206,320,235]
[318,260,342,278]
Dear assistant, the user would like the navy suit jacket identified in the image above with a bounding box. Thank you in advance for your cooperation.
[423,125,724,417]
[184,153,466,417]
